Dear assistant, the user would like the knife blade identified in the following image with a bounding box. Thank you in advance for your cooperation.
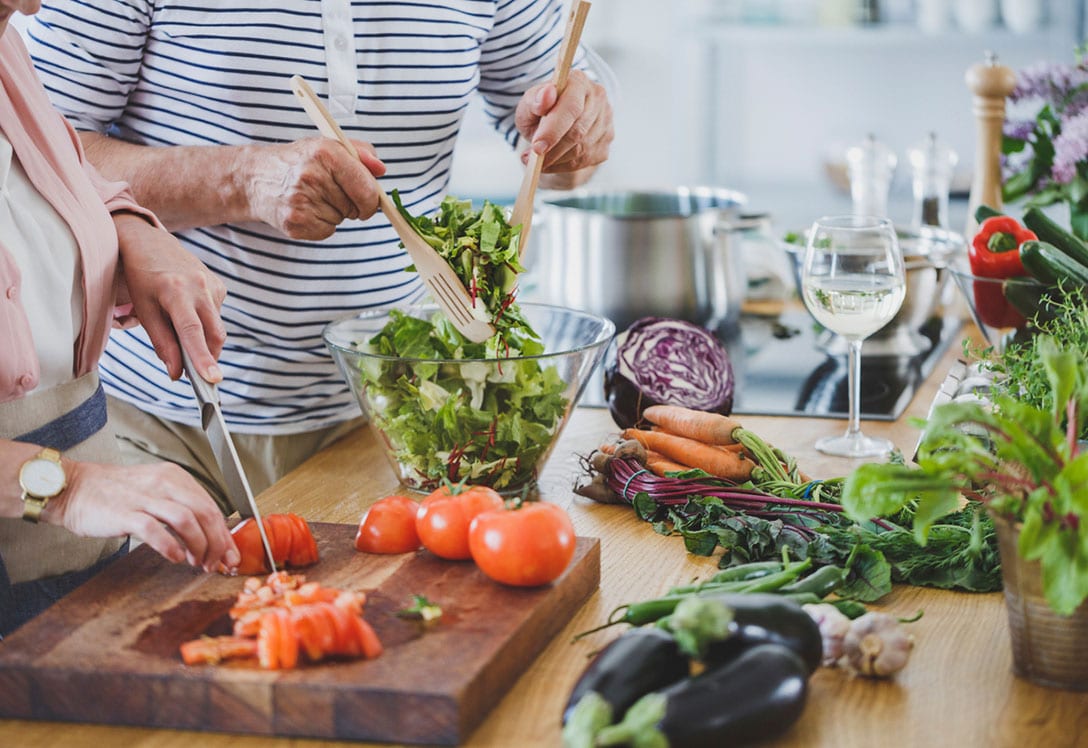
[180,349,277,574]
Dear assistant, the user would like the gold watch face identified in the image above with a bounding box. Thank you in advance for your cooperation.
[20,457,66,498]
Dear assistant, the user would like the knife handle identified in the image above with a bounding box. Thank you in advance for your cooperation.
[180,347,220,409]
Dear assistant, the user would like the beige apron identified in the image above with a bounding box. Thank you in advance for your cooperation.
[0,372,124,584]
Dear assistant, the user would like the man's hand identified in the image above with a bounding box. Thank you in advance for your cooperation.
[113,213,227,382]
[514,69,613,184]
[239,137,387,240]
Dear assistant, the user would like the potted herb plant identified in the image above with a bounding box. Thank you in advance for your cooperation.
[840,290,1088,691]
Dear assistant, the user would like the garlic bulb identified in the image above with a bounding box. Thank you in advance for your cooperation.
[803,603,852,667]
[838,612,914,678]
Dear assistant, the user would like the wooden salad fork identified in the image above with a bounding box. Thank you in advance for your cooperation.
[290,75,495,344]
[509,0,592,257]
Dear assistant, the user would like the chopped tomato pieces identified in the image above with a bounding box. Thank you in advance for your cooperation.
[180,636,258,666]
[180,571,381,670]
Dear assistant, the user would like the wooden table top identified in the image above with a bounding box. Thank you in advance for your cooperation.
[4,328,1087,747]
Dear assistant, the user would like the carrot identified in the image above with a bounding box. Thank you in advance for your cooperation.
[644,450,691,477]
[642,405,743,445]
[650,426,746,454]
[599,443,616,455]
[621,429,754,482]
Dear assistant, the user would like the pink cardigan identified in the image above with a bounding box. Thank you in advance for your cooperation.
[0,31,157,403]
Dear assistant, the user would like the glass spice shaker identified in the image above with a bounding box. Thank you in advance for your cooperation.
[846,133,897,218]
[908,132,959,229]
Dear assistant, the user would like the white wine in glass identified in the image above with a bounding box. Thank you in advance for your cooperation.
[801,215,906,457]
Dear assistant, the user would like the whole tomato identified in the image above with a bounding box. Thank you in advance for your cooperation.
[468,502,576,587]
[415,484,503,560]
[355,495,422,554]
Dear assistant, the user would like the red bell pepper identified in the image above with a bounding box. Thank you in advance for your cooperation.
[967,216,1036,328]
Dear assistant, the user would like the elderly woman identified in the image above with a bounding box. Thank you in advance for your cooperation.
[0,0,238,637]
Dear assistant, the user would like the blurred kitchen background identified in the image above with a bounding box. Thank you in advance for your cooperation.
[449,0,1087,417]
[450,0,1085,228]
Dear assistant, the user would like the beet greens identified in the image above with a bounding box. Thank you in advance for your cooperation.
[578,443,1001,598]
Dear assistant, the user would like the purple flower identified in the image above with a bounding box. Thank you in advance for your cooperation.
[1052,110,1088,184]
[1003,119,1036,141]
[1011,60,1088,107]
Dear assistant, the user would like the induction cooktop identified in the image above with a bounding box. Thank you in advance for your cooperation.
[581,310,963,421]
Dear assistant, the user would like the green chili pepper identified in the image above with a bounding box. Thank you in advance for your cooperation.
[778,565,845,599]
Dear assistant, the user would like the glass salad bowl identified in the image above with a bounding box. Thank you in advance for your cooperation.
[324,303,614,495]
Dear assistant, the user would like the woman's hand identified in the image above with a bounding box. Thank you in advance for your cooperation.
[113,213,227,382]
[45,460,240,573]
[515,69,614,184]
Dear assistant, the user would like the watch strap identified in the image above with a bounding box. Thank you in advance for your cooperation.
[21,495,48,523]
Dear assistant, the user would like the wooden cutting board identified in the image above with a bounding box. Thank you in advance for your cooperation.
[0,523,600,745]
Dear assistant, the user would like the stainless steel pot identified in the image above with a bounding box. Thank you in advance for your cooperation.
[526,188,747,331]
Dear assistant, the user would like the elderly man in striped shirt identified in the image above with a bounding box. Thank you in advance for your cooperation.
[19,0,613,511]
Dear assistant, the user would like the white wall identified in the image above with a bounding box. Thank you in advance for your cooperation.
[449,0,1084,207]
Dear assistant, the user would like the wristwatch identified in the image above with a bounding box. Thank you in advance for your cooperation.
[18,448,67,523]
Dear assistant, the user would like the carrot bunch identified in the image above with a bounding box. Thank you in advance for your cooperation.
[610,405,754,481]
[180,571,382,670]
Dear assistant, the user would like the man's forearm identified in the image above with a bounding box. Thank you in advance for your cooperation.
[79,132,257,232]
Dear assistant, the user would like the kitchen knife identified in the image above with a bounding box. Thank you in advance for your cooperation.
[180,348,277,574]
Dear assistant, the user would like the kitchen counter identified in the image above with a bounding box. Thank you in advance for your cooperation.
[4,330,1087,747]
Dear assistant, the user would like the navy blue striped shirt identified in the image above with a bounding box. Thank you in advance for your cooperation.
[21,0,575,433]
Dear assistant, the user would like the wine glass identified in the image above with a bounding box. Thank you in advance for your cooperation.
[801,215,906,457]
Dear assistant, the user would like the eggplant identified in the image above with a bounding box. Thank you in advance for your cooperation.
[595,643,809,748]
[700,593,823,675]
[563,626,690,725]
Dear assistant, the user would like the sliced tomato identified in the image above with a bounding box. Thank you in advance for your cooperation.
[230,514,319,575]
[354,616,383,659]
[293,608,324,661]
[257,611,281,670]
[231,518,270,575]
[326,605,359,657]
[233,611,262,638]
[284,581,337,607]
[276,609,299,670]
[287,513,319,565]
[179,636,258,666]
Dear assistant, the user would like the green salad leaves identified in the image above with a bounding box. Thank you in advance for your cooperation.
[357,196,568,491]
[392,192,527,341]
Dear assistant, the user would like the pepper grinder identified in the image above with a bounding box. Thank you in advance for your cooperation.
[908,132,959,229]
[846,133,897,218]
[965,51,1016,239]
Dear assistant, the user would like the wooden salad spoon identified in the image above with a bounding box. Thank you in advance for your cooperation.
[509,0,592,258]
[290,74,496,344]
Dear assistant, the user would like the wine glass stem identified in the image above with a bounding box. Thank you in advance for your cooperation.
[846,338,864,439]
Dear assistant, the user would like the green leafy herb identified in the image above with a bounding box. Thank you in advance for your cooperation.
[979,286,1088,440]
[842,331,1088,615]
[396,594,443,624]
